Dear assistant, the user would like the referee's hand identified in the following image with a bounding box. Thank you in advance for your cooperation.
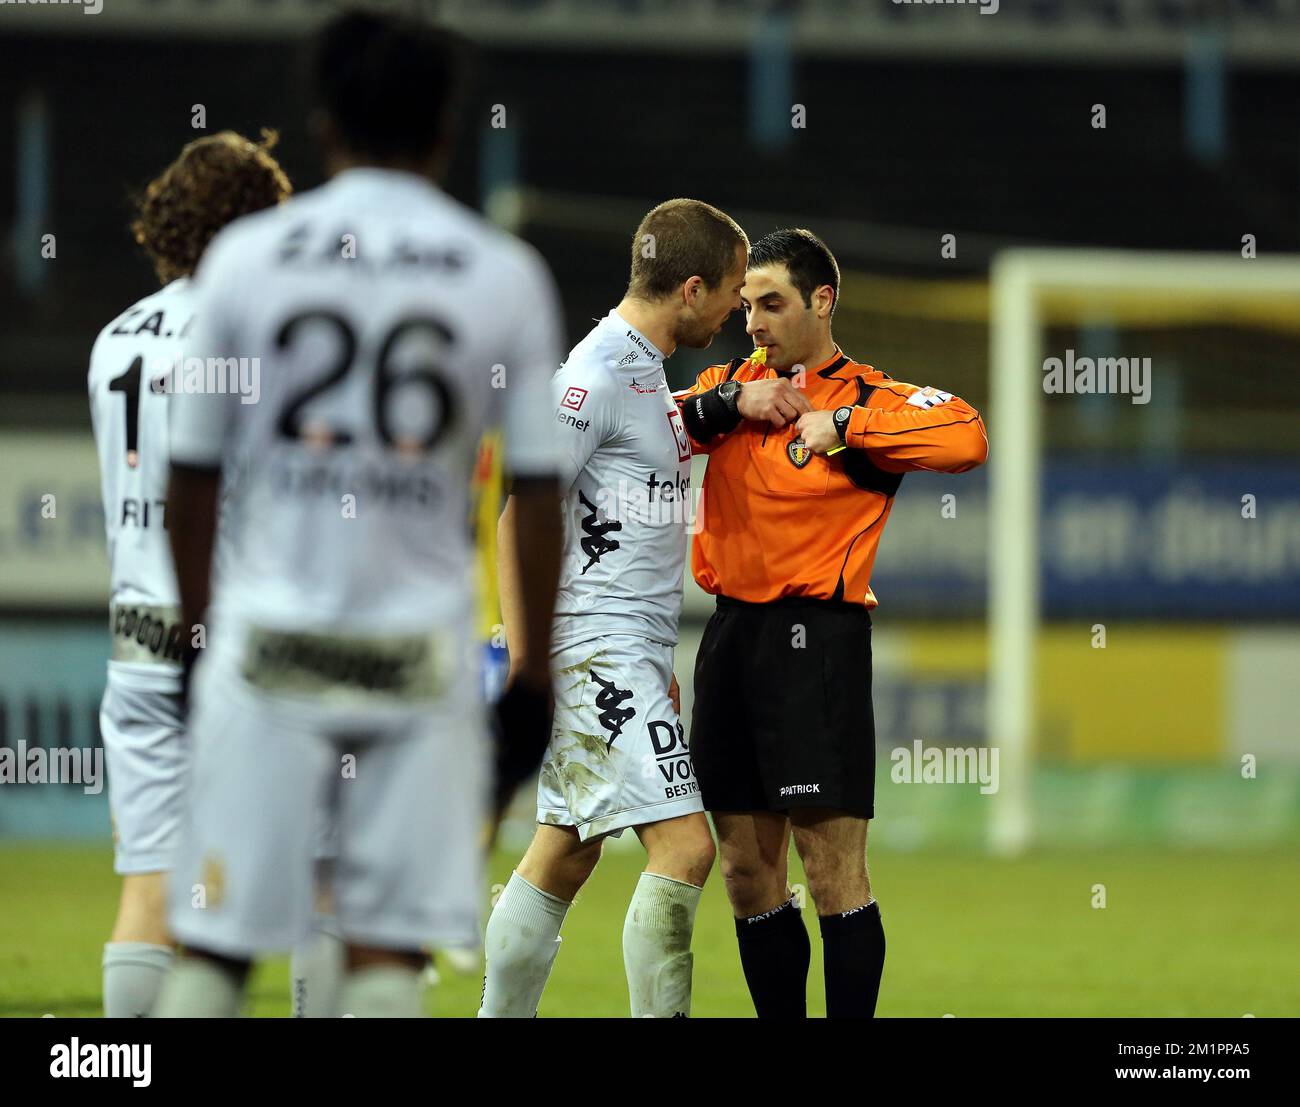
[795,409,842,455]
[737,378,812,428]
[491,670,554,823]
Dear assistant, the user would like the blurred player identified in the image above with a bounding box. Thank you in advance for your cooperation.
[422,429,512,990]
[478,199,747,1018]
[152,11,563,1018]
[676,228,988,1017]
[88,132,291,1017]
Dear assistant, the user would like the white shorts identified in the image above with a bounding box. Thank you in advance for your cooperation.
[99,673,187,875]
[537,634,703,842]
[167,637,488,957]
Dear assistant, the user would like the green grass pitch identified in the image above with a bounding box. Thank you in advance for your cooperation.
[2,843,1296,1017]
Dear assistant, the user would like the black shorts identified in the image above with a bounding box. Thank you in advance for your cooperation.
[689,595,875,819]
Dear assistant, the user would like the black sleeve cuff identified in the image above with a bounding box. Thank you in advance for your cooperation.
[681,387,743,443]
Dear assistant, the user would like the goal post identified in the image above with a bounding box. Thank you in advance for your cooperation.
[986,248,1300,856]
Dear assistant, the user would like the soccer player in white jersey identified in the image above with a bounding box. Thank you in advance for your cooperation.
[479,199,748,1018]
[151,12,564,1018]
[87,133,292,1018]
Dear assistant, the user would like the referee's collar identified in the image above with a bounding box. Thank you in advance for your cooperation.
[772,346,849,379]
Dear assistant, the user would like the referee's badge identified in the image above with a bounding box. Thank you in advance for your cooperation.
[787,437,812,469]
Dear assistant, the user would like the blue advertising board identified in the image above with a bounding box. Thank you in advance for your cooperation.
[870,459,1300,619]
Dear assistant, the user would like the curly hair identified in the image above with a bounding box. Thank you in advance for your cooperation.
[131,129,292,284]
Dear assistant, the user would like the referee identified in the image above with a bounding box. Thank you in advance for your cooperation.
[673,229,988,1018]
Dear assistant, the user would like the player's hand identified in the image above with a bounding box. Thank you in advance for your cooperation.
[795,410,841,455]
[736,378,812,428]
[668,673,680,716]
[491,670,554,822]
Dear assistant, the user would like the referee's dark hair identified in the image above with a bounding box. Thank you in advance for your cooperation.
[310,9,468,163]
[748,228,841,315]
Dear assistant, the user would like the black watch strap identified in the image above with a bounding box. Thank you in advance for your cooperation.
[682,382,744,442]
[833,405,854,444]
[717,380,742,416]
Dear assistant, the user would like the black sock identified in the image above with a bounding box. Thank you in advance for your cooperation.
[818,900,885,1018]
[734,897,811,1018]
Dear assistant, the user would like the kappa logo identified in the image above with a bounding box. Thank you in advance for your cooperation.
[591,670,636,748]
[577,490,622,574]
[787,437,812,469]
[617,351,638,368]
[562,386,589,412]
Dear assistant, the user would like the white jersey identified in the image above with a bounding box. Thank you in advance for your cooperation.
[169,168,561,689]
[89,278,196,689]
[551,309,692,649]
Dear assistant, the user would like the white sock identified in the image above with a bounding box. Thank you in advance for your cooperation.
[102,942,173,1018]
[290,914,346,1017]
[623,872,702,1018]
[336,965,423,1018]
[152,955,245,1018]
[477,871,569,1018]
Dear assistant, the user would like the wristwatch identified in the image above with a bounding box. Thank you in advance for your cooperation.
[717,380,743,416]
[832,405,854,444]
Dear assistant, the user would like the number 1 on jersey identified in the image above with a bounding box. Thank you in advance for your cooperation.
[108,356,144,468]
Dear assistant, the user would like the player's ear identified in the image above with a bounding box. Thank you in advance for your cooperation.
[681,275,703,307]
[814,284,834,319]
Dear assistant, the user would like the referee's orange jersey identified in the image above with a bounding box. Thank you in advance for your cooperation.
[674,347,988,608]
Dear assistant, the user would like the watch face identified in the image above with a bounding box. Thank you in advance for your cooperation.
[834,406,852,441]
